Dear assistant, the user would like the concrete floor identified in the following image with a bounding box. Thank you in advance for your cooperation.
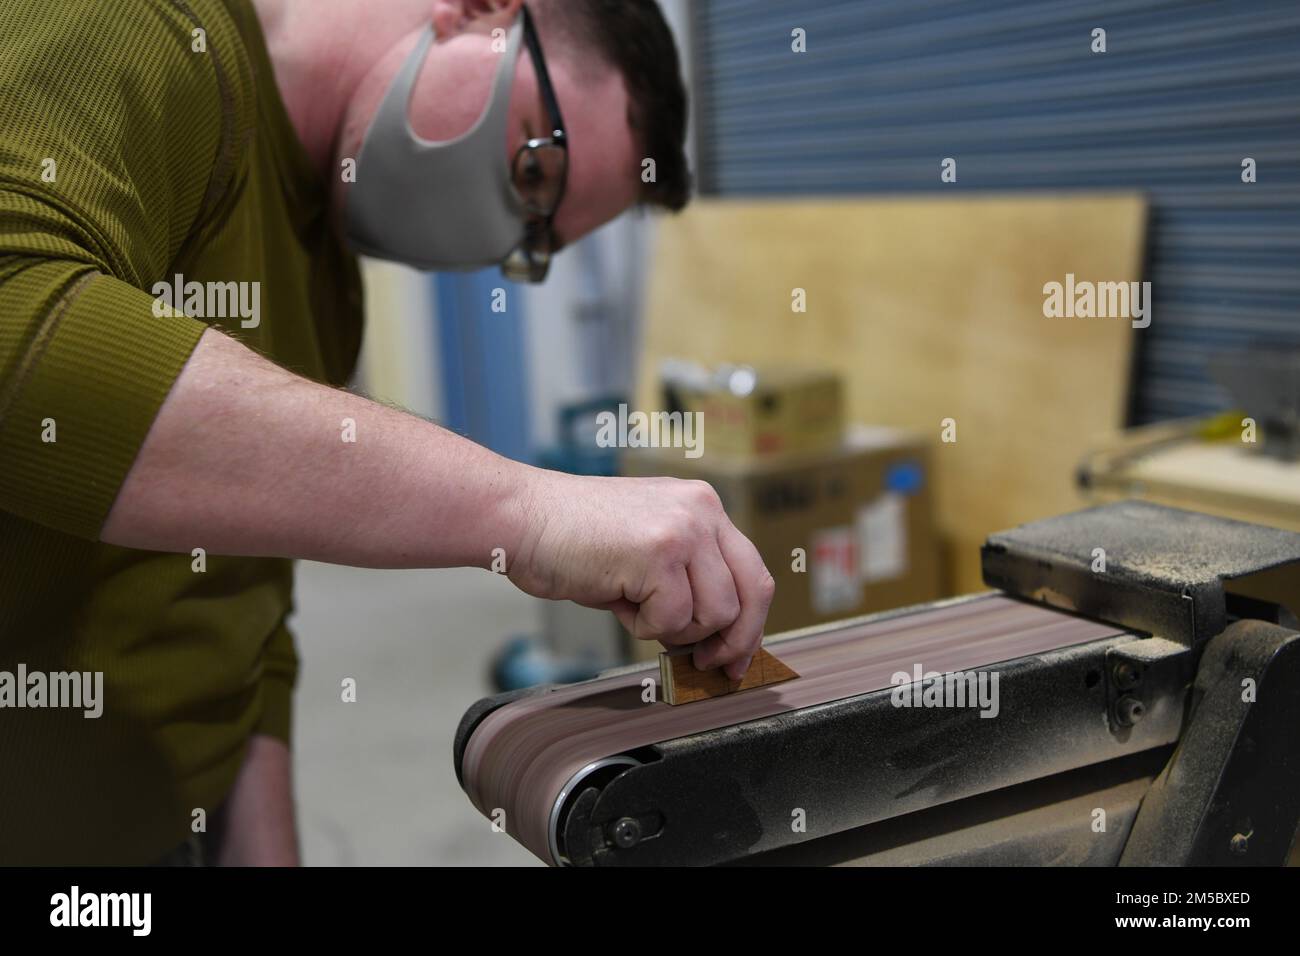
[290,561,543,866]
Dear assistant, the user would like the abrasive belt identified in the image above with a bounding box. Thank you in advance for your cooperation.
[461,594,1125,863]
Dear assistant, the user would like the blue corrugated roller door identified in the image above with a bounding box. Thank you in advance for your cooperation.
[691,0,1300,422]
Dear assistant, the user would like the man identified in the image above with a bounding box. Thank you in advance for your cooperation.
[0,0,774,865]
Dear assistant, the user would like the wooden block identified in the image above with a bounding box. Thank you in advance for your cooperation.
[659,647,799,705]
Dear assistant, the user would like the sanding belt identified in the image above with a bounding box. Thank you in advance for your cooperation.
[461,594,1125,862]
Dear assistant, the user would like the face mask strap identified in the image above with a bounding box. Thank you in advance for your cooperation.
[483,18,526,134]
[377,18,525,148]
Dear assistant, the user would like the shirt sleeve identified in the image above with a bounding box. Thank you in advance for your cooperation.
[0,0,237,538]
[256,618,299,744]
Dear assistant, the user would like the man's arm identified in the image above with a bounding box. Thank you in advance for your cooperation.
[102,327,530,570]
[103,329,775,678]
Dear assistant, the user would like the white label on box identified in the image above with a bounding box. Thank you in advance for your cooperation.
[811,526,861,615]
[858,493,908,583]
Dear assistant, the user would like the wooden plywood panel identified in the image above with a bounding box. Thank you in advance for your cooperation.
[638,195,1147,593]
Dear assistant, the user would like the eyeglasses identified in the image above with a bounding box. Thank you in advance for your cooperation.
[501,4,568,284]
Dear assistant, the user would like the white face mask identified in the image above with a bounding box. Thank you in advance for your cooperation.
[344,17,527,271]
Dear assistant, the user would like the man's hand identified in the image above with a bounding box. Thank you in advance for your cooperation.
[104,329,774,676]
[507,473,776,680]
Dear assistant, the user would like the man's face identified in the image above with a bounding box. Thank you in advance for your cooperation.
[336,2,641,255]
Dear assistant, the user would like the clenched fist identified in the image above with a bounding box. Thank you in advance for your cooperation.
[507,471,776,680]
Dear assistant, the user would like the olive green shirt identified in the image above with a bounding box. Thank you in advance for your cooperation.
[0,0,363,862]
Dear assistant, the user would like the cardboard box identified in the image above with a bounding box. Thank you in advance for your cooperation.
[663,365,843,460]
[622,426,941,659]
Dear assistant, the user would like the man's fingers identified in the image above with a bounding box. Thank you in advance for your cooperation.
[602,596,701,646]
[646,537,744,649]
[685,539,742,634]
[630,562,693,642]
[693,523,775,679]
[601,597,639,636]
[592,498,768,668]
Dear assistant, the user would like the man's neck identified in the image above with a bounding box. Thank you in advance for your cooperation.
[251,0,430,179]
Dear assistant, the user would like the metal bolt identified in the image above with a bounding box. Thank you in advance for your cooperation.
[1113,662,1141,690]
[611,817,641,849]
[1115,695,1145,726]
[1229,832,1250,855]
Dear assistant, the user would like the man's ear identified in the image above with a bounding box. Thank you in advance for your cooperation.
[432,0,526,37]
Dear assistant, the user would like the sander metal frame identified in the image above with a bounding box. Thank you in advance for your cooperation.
[454,502,1300,866]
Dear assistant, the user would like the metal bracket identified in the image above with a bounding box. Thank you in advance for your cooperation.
[1104,638,1193,735]
[1120,619,1300,865]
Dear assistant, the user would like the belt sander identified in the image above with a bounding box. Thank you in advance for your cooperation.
[454,501,1300,866]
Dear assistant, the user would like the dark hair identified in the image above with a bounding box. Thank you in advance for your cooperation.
[537,0,692,212]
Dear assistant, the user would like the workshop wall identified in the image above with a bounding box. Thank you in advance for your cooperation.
[638,194,1147,594]
[689,0,1300,423]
